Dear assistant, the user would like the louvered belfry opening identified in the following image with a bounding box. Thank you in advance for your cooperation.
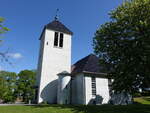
[91,77,96,97]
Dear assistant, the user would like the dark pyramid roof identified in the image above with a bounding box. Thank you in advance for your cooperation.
[71,54,106,75]
[46,20,73,35]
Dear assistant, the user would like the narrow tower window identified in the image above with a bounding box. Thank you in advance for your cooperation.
[59,33,64,48]
[54,32,58,46]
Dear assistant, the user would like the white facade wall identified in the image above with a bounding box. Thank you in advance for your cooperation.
[37,29,72,103]
[85,76,110,105]
[96,78,110,104]
[71,74,85,104]
[36,32,45,87]
[57,74,71,104]
[71,76,76,104]
[85,76,91,105]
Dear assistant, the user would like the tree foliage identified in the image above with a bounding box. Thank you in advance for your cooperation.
[93,0,150,94]
[0,17,9,40]
[17,70,36,103]
[0,70,36,103]
[0,17,10,64]
[0,71,17,102]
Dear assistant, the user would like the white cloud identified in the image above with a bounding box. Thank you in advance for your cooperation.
[8,53,23,59]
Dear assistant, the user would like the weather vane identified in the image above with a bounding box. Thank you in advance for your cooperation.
[55,9,59,20]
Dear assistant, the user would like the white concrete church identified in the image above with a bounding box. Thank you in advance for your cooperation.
[36,18,111,105]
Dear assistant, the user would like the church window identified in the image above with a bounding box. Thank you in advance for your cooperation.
[54,32,58,47]
[54,32,64,48]
[91,77,96,97]
[59,33,63,47]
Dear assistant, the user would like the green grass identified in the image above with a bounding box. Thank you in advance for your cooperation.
[0,97,149,113]
[0,104,149,113]
[134,96,150,105]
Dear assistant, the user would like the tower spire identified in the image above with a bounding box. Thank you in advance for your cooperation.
[54,9,59,21]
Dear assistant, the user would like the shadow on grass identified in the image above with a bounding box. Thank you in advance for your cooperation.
[32,103,150,113]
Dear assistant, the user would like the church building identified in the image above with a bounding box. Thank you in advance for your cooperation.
[36,18,110,105]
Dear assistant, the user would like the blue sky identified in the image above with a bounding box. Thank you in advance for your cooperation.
[0,0,123,73]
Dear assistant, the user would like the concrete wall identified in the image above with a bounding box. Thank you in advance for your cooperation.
[85,76,110,105]
[71,76,76,104]
[37,29,72,103]
[57,74,71,104]
[96,77,110,104]
[85,76,91,105]
[71,74,85,104]
[36,31,45,87]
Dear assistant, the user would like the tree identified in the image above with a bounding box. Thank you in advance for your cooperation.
[0,17,9,35]
[17,70,36,103]
[0,17,10,63]
[93,0,150,94]
[0,71,17,102]
[0,77,7,102]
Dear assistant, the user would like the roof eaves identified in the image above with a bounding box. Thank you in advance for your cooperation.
[39,26,46,40]
[83,71,108,78]
[83,71,107,76]
[46,20,73,35]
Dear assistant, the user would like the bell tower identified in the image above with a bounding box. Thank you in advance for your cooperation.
[36,17,73,103]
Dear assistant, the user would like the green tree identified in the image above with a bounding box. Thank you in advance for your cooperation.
[0,17,10,63]
[0,71,17,102]
[0,77,7,102]
[17,70,36,103]
[0,17,9,35]
[93,0,150,94]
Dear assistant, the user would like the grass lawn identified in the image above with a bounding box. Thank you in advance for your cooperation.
[0,97,149,113]
[134,96,150,105]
